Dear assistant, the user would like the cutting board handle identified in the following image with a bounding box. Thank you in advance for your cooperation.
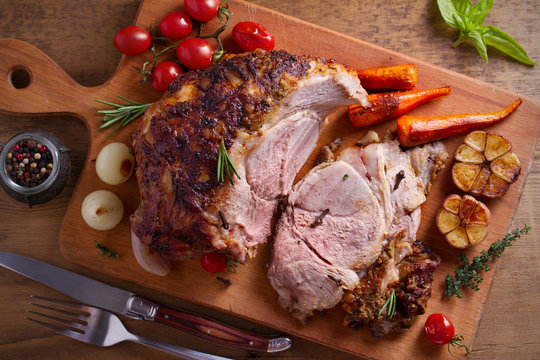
[0,38,94,117]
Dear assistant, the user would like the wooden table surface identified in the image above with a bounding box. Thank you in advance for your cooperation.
[1,1,539,359]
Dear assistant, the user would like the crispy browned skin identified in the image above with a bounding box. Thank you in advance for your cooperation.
[130,50,320,260]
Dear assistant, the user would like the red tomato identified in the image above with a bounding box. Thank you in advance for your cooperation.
[176,38,214,70]
[114,26,152,56]
[232,22,275,52]
[424,313,455,345]
[200,252,227,273]
[151,61,182,92]
[159,11,193,40]
[184,0,220,22]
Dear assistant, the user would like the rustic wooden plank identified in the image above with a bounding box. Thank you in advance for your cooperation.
[1,0,539,359]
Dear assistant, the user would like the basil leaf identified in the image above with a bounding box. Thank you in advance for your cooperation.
[470,0,493,26]
[469,30,488,63]
[437,0,461,29]
[452,0,472,18]
[481,25,537,65]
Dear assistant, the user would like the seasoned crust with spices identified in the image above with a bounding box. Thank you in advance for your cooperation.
[130,49,368,261]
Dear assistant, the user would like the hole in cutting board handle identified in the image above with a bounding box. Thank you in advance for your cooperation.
[8,66,32,89]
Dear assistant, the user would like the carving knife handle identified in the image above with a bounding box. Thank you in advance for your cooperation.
[154,305,292,352]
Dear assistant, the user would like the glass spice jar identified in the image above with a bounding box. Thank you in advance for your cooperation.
[0,130,70,207]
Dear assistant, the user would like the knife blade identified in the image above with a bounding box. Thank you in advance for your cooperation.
[0,252,292,352]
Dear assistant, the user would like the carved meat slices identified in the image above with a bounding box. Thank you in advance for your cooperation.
[269,157,385,320]
[130,50,368,262]
[267,137,446,322]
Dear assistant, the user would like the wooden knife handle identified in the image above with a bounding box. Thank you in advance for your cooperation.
[154,305,291,352]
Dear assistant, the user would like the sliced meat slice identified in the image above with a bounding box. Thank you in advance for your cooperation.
[268,151,385,321]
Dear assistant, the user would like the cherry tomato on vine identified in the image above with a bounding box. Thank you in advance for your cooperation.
[151,61,182,92]
[113,26,152,56]
[232,22,275,52]
[425,313,470,355]
[184,0,220,22]
[201,252,227,273]
[159,11,193,40]
[425,313,455,345]
[176,38,214,70]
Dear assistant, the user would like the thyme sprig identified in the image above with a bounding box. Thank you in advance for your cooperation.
[226,255,238,273]
[217,139,240,185]
[377,289,396,319]
[94,96,151,138]
[95,240,119,259]
[445,225,530,297]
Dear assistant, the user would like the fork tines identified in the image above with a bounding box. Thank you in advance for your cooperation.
[25,295,89,339]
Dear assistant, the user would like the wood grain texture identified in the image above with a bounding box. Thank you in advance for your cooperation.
[1,0,539,359]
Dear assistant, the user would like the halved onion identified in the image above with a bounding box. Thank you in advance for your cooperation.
[131,230,171,276]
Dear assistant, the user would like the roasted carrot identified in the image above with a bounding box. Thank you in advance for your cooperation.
[348,86,451,127]
[397,98,522,147]
[357,64,417,90]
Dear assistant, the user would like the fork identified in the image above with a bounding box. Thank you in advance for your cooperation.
[25,295,232,360]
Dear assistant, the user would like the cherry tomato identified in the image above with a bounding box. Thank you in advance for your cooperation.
[424,313,455,345]
[114,26,152,56]
[200,252,227,273]
[159,11,193,40]
[184,0,220,22]
[176,38,214,70]
[232,22,275,52]
[151,61,182,92]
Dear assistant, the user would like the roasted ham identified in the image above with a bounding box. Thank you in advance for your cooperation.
[130,50,368,262]
[267,134,447,326]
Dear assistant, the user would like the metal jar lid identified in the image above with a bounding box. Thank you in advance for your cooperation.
[0,130,70,207]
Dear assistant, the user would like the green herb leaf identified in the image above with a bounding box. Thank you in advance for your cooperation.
[217,139,240,185]
[226,255,238,273]
[437,0,535,65]
[445,225,530,297]
[437,0,462,28]
[469,0,493,26]
[95,240,119,259]
[377,289,397,319]
[469,30,488,63]
[481,25,537,65]
[94,96,152,138]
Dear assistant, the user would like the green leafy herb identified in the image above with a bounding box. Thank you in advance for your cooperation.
[95,240,119,259]
[343,174,349,180]
[437,0,536,65]
[94,96,152,138]
[226,255,238,273]
[217,139,240,185]
[448,334,470,356]
[377,289,396,319]
[445,225,530,297]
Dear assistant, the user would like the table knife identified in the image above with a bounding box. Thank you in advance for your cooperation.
[0,252,291,352]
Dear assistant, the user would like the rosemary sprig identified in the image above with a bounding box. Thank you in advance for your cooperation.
[95,240,119,259]
[217,139,240,185]
[377,289,396,319]
[445,225,531,298]
[94,96,152,138]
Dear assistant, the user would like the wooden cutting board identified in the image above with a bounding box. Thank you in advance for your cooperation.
[1,0,539,358]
